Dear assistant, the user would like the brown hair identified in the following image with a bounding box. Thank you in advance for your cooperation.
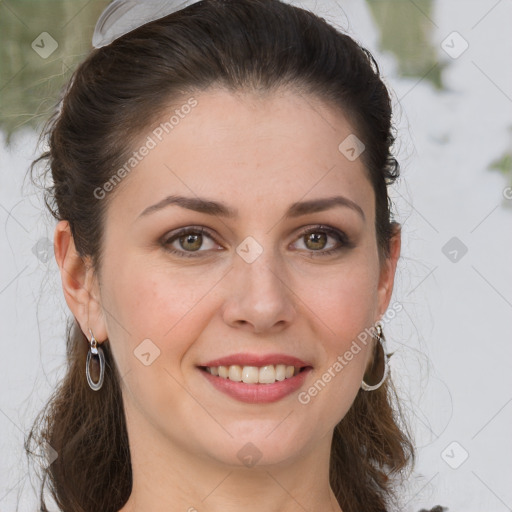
[26,1,414,511]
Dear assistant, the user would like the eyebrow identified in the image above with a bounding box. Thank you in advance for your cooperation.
[137,194,365,221]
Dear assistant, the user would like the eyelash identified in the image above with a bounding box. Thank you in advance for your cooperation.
[161,225,351,258]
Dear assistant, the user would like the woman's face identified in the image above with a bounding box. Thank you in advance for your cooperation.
[87,88,399,468]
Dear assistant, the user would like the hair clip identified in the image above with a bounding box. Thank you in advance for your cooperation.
[92,0,202,49]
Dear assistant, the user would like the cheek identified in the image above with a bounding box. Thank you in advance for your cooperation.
[295,255,379,413]
[304,256,380,339]
[100,260,224,424]
[297,313,376,432]
[100,256,226,369]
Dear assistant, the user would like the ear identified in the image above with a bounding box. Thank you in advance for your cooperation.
[376,223,401,319]
[53,220,108,342]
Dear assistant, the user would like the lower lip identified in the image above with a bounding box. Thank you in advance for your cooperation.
[199,367,312,403]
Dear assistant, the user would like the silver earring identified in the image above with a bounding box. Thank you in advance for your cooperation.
[361,323,389,391]
[86,328,105,391]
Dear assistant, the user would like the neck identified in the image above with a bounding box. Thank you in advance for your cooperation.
[118,410,343,512]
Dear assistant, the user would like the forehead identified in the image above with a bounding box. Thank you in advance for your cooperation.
[106,87,375,223]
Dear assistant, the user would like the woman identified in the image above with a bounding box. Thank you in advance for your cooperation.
[26,1,446,511]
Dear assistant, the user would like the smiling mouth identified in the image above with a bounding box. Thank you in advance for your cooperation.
[198,364,310,385]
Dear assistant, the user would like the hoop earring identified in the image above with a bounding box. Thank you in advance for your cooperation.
[361,323,389,391]
[86,328,105,391]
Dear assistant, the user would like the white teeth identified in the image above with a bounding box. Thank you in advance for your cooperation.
[205,364,300,384]
[258,365,275,384]
[275,364,286,381]
[242,366,259,383]
[228,365,242,382]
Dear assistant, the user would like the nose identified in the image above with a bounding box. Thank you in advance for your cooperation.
[221,249,297,334]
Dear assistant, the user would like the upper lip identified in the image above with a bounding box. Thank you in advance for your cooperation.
[199,353,312,368]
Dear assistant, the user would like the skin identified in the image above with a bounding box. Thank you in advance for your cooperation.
[54,88,400,512]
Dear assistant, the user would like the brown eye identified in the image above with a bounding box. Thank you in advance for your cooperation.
[162,226,222,258]
[293,225,351,257]
[303,232,328,251]
[178,233,203,252]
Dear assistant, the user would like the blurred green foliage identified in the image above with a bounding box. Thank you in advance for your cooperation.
[366,0,445,89]
[0,0,108,143]
[490,152,512,176]
[489,127,512,189]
